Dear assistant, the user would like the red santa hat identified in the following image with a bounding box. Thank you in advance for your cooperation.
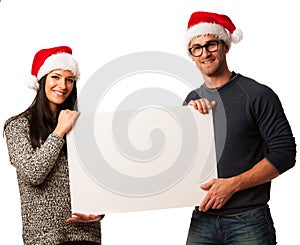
[185,11,243,51]
[28,46,80,90]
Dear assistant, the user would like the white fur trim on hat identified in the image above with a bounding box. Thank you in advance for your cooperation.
[37,52,80,81]
[185,22,232,50]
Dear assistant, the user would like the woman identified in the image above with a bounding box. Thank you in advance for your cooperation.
[4,46,103,244]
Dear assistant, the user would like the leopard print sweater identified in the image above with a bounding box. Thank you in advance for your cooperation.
[4,115,101,245]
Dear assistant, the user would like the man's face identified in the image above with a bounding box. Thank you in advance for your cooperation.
[189,34,229,77]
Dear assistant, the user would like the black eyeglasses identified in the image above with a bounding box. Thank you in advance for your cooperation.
[188,40,223,57]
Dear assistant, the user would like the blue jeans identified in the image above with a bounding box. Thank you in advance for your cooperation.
[186,205,276,245]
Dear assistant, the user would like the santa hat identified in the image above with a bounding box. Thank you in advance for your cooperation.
[185,11,243,51]
[28,46,80,91]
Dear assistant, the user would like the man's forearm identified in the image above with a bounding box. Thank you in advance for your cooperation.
[232,158,280,192]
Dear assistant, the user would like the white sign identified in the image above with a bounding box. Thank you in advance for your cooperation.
[67,106,217,214]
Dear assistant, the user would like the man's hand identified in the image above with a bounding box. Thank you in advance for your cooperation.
[188,99,216,114]
[199,178,238,211]
[199,159,280,212]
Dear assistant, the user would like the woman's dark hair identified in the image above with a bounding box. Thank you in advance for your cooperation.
[4,74,77,150]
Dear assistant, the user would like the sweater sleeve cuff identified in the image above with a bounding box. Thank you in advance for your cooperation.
[49,133,65,148]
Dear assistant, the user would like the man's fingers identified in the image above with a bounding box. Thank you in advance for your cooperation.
[188,99,216,114]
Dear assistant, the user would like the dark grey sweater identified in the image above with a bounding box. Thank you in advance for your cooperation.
[5,115,101,244]
[183,73,296,215]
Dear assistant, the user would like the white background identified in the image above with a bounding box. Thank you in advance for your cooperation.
[0,0,299,244]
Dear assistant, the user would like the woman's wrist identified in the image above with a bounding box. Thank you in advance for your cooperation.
[53,129,65,138]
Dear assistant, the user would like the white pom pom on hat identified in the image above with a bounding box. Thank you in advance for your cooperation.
[231,28,243,44]
[27,75,40,91]
[28,46,80,91]
[185,11,243,51]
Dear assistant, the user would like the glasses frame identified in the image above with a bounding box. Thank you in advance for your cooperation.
[188,40,224,57]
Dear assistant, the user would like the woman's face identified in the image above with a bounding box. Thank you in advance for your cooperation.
[45,69,75,113]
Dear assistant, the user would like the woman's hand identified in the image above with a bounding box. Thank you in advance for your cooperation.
[66,212,105,223]
[53,109,80,137]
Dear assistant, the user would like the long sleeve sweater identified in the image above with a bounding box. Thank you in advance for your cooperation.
[4,114,101,245]
[183,73,296,215]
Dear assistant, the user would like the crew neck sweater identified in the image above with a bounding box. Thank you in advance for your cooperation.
[183,73,296,215]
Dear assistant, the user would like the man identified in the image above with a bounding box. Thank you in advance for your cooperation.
[183,11,296,244]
